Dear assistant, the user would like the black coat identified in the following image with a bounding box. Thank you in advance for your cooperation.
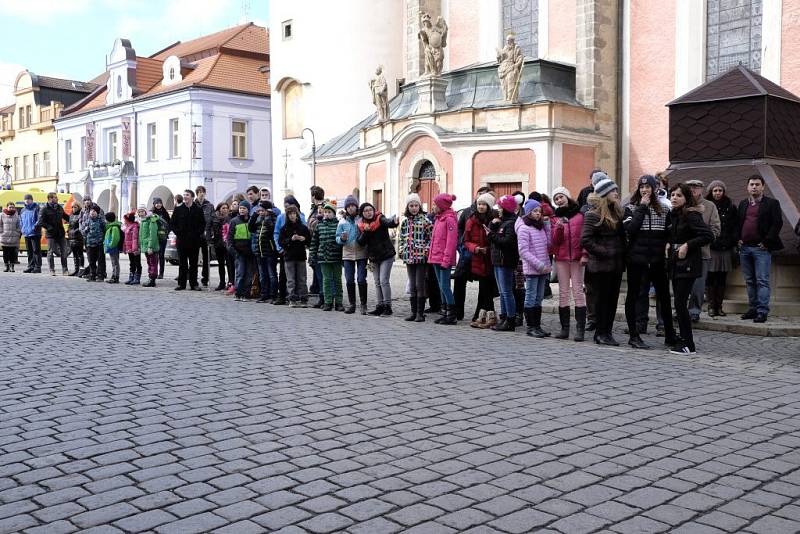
[488,212,519,269]
[171,202,205,249]
[68,213,83,246]
[37,202,68,239]
[736,196,784,251]
[198,199,214,242]
[623,203,670,267]
[710,196,738,252]
[667,207,714,279]
[152,206,171,235]
[580,210,626,273]
[278,219,311,261]
[248,211,277,257]
[357,215,398,263]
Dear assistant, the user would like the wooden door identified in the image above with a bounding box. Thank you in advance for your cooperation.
[372,189,383,213]
[418,178,439,213]
[487,182,523,198]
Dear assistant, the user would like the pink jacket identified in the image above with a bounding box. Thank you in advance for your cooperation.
[516,217,551,275]
[550,211,585,262]
[428,208,458,268]
[123,222,140,254]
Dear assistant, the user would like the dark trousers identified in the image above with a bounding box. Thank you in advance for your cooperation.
[474,275,496,317]
[673,277,696,351]
[584,270,595,324]
[586,271,623,338]
[406,263,427,299]
[277,256,288,299]
[178,245,200,288]
[309,261,320,295]
[87,246,101,278]
[97,247,107,279]
[426,263,441,311]
[257,255,278,298]
[625,262,674,339]
[158,240,167,278]
[71,243,84,271]
[129,253,142,276]
[453,274,468,319]
[215,244,229,286]
[24,236,41,270]
[200,240,210,285]
[2,246,18,264]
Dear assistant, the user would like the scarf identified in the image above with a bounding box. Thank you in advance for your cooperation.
[522,216,544,230]
[358,212,383,233]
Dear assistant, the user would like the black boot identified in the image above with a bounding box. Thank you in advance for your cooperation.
[628,335,651,349]
[434,304,448,324]
[441,305,458,325]
[405,296,418,321]
[345,283,356,314]
[415,297,426,322]
[3,263,8,272]
[358,282,369,315]
[526,307,550,338]
[368,303,385,316]
[492,315,515,331]
[380,304,393,317]
[574,307,586,342]
[554,307,570,339]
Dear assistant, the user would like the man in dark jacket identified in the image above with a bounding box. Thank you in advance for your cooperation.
[20,194,41,273]
[737,174,783,323]
[37,192,70,275]
[171,189,206,290]
[195,185,214,287]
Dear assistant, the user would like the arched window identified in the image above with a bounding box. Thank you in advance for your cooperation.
[418,160,437,179]
[169,67,175,80]
[283,81,304,139]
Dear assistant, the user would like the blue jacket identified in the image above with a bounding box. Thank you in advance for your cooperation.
[84,217,105,247]
[20,203,40,237]
[274,211,306,252]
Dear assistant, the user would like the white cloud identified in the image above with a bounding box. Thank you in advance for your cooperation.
[0,0,90,24]
[0,63,26,106]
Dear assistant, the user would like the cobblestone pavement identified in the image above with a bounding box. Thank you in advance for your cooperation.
[2,267,800,534]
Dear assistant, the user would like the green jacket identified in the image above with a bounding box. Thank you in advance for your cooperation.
[310,217,342,264]
[104,221,123,253]
[139,214,161,252]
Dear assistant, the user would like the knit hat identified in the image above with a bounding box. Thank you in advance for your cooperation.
[476,191,496,207]
[323,202,336,213]
[239,199,251,211]
[685,179,704,187]
[594,177,618,198]
[498,194,518,213]
[283,195,300,208]
[637,174,658,192]
[152,197,162,204]
[433,193,456,210]
[406,193,421,207]
[123,211,136,223]
[344,195,359,210]
[591,171,610,187]
[514,193,525,206]
[24,193,33,200]
[524,199,542,216]
[706,179,726,195]
[137,204,147,211]
[551,186,571,200]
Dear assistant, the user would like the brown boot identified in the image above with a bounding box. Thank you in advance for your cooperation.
[481,311,497,329]
[470,310,487,328]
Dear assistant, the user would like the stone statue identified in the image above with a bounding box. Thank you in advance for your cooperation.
[370,65,389,123]
[497,33,524,102]
[418,13,448,77]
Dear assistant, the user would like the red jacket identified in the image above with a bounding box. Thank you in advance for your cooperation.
[428,209,458,268]
[463,215,492,277]
[550,210,585,262]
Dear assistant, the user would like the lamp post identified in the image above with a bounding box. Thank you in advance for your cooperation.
[302,127,316,187]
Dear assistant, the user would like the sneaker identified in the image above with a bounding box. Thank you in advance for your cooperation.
[670,346,696,355]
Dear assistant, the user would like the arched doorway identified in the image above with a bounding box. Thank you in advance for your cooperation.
[415,160,440,213]
[96,189,111,213]
[147,186,175,211]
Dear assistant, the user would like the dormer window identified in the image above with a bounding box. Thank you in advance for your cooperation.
[162,56,183,86]
[169,67,175,81]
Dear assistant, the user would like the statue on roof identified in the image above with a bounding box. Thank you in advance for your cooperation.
[370,65,390,123]
[419,13,448,77]
[497,33,524,103]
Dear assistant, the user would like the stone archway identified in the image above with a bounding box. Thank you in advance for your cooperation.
[147,185,175,210]
[96,189,111,213]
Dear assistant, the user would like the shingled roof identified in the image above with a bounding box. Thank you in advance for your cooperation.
[668,65,800,106]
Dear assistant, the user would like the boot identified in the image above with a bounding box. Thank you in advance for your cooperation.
[124,273,134,285]
[525,307,550,338]
[515,310,524,327]
[554,307,570,339]
[434,304,448,324]
[106,276,118,284]
[470,310,487,328]
[492,315,515,331]
[10,263,15,272]
[345,283,357,314]
[335,303,345,312]
[3,263,8,272]
[482,311,497,329]
[716,285,727,316]
[143,278,156,287]
[131,274,141,286]
[441,305,458,325]
[573,307,586,342]
[368,303,385,316]
[415,297,426,322]
[380,304,393,317]
[358,282,369,315]
[405,297,418,321]
[628,335,651,349]
[322,303,333,311]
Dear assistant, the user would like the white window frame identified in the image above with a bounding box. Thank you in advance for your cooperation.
[80,137,86,170]
[43,151,50,176]
[33,153,40,177]
[65,140,73,173]
[231,120,247,159]
[282,19,293,40]
[23,155,30,179]
[169,118,179,158]
[147,122,158,161]
[109,131,118,162]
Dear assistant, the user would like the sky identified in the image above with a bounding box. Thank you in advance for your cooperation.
[0,0,269,106]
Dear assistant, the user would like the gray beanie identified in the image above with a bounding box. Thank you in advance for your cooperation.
[594,177,618,198]
[591,171,610,187]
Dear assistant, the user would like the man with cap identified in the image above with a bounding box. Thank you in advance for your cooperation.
[20,193,42,273]
[685,179,721,322]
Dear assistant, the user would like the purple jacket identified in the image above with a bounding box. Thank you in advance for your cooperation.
[516,217,551,275]
[428,208,458,268]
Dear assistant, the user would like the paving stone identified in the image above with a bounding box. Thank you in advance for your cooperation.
[437,508,494,530]
[386,503,445,526]
[72,503,139,529]
[488,508,557,533]
[113,510,177,532]
[153,512,227,534]
[549,511,612,534]
[347,516,404,534]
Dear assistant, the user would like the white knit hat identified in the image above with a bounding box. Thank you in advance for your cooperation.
[551,186,571,200]
[405,193,421,206]
[476,192,496,207]
[514,193,525,205]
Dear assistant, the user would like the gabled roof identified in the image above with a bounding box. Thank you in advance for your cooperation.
[35,76,98,94]
[668,65,800,106]
[61,23,269,118]
[0,104,14,115]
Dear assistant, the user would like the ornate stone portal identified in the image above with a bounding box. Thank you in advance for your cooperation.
[497,33,524,103]
[370,66,389,123]
[418,13,448,78]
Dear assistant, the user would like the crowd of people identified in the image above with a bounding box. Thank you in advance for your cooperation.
[0,172,787,356]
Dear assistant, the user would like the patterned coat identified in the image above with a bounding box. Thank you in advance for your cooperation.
[399,213,432,264]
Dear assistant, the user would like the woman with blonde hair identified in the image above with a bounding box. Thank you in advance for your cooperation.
[580,177,626,346]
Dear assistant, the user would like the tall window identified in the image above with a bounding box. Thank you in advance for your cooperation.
[109,131,118,162]
[170,118,179,158]
[65,140,73,172]
[232,120,247,158]
[33,153,40,177]
[80,137,86,170]
[283,81,304,138]
[43,152,50,176]
[18,107,24,129]
[13,157,19,176]
[147,123,157,161]
[25,106,31,127]
[706,0,762,80]
[23,155,30,179]
[502,0,538,58]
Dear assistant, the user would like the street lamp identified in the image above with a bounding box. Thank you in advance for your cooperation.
[302,127,316,187]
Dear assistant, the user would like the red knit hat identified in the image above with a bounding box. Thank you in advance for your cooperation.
[498,195,518,213]
[433,193,456,210]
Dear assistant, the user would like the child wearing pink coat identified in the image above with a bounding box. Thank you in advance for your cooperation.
[122,211,142,285]
[428,193,459,325]
[516,199,551,337]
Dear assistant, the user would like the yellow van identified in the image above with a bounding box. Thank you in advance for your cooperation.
[0,188,76,253]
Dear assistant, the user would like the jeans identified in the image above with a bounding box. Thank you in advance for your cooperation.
[285,260,308,301]
[158,239,167,278]
[109,250,120,279]
[524,274,549,308]
[494,266,516,318]
[86,246,101,278]
[343,258,368,285]
[372,257,394,306]
[321,262,343,305]
[426,263,441,311]
[234,251,253,297]
[626,262,675,339]
[688,258,710,318]
[673,277,696,351]
[257,255,278,298]
[47,236,69,272]
[555,261,586,307]
[406,263,427,299]
[178,245,199,288]
[200,239,210,285]
[739,246,772,315]
[128,253,142,277]
[586,271,623,338]
[25,236,41,270]
[432,264,454,305]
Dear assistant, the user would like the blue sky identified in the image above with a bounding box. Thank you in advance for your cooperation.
[0,0,269,106]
